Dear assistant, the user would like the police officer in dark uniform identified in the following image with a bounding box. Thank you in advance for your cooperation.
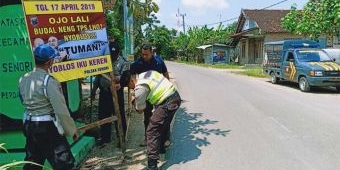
[19,45,78,170]
[91,72,115,146]
[130,43,170,147]
[90,37,128,145]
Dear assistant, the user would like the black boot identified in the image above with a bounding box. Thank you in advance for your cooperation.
[147,159,158,170]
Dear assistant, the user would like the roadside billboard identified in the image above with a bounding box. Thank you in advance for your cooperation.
[22,0,112,82]
[0,0,32,120]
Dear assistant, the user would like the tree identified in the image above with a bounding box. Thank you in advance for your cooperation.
[106,10,124,48]
[280,5,302,34]
[172,33,189,60]
[144,25,173,58]
[106,0,159,57]
[134,13,160,56]
[127,0,159,56]
[282,0,340,39]
[171,22,236,62]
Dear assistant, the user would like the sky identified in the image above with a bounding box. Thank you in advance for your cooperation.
[152,0,309,30]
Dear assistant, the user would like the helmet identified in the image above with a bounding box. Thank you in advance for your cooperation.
[33,44,56,62]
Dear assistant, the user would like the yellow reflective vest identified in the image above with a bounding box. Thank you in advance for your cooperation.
[137,71,175,105]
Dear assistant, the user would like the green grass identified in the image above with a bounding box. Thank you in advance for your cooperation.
[0,143,51,170]
[176,60,269,78]
[176,60,243,69]
[240,68,269,78]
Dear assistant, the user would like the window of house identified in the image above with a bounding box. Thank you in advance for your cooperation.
[242,42,246,58]
[254,39,263,58]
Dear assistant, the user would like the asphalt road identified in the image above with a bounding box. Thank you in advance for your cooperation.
[162,62,340,170]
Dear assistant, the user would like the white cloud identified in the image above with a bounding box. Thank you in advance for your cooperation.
[181,0,229,10]
[153,0,162,5]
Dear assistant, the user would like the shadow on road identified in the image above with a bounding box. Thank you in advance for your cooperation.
[161,107,230,169]
[266,81,339,94]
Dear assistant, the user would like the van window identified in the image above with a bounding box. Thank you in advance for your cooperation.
[297,50,332,62]
[286,52,294,61]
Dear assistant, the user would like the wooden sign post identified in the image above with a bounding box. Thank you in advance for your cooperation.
[109,72,126,152]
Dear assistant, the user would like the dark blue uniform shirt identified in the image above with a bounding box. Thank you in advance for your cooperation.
[130,55,168,75]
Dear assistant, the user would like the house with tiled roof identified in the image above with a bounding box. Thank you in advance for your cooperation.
[231,9,305,64]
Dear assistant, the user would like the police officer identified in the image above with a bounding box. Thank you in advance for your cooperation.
[130,43,170,147]
[120,70,181,170]
[91,72,115,146]
[91,38,128,146]
[19,44,78,170]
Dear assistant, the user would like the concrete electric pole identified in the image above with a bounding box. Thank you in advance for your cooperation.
[176,9,186,34]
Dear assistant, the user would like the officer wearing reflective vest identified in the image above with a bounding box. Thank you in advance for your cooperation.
[19,44,78,170]
[130,43,170,148]
[120,70,181,170]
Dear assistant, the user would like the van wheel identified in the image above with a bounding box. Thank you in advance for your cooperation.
[299,77,310,92]
[270,72,279,84]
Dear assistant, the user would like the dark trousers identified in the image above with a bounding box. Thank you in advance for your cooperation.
[144,101,171,143]
[23,121,75,170]
[98,90,114,143]
[147,92,181,161]
[144,101,153,139]
[116,87,127,135]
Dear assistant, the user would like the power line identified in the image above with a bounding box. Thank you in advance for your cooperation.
[186,0,288,27]
[262,0,288,10]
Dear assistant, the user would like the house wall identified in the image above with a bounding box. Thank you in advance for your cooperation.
[203,47,213,63]
[239,39,248,64]
[318,35,340,48]
[333,35,340,48]
[237,33,305,64]
[238,38,264,64]
[254,39,264,64]
[248,39,255,63]
[213,46,229,64]
[203,46,230,64]
[264,33,304,42]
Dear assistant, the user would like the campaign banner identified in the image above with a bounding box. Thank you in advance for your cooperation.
[22,0,112,82]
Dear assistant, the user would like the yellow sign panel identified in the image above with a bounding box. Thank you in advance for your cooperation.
[49,55,112,82]
[23,1,103,15]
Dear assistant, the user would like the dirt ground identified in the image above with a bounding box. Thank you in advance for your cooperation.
[77,83,150,170]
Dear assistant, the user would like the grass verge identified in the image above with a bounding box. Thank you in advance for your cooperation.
[176,60,243,69]
[175,60,268,78]
[239,68,269,78]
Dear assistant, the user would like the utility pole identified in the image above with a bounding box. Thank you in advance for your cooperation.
[176,9,186,34]
[181,13,186,34]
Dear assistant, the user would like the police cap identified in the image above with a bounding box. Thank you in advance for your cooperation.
[34,44,56,63]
